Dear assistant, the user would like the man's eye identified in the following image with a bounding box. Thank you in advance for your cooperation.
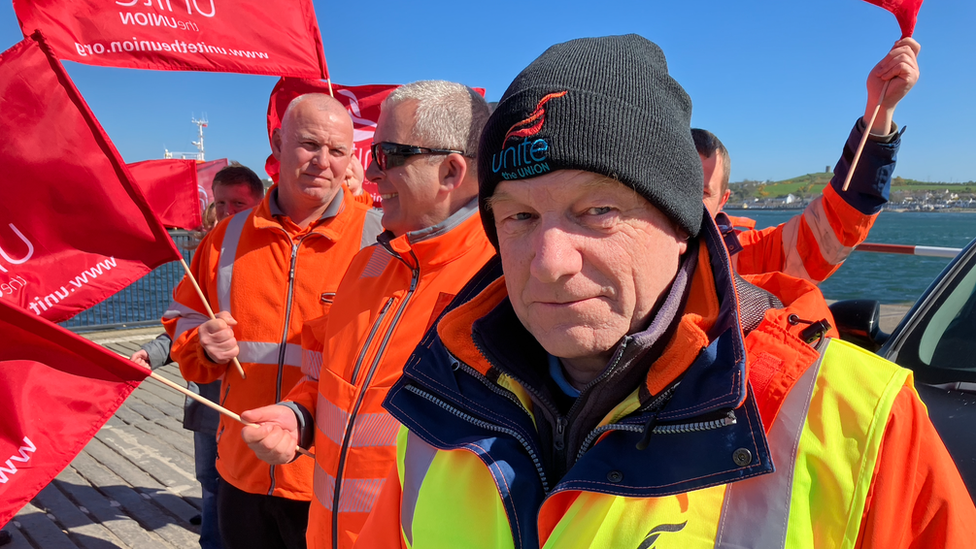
[511,212,533,221]
[586,206,613,216]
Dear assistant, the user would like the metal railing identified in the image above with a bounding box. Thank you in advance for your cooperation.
[60,230,199,332]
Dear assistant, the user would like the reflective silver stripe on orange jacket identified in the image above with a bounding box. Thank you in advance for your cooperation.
[163,301,209,340]
[302,349,324,381]
[780,196,852,281]
[714,347,824,548]
[237,341,302,367]
[316,394,400,448]
[313,461,386,513]
[216,211,249,313]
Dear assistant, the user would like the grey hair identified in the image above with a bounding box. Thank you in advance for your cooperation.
[382,80,489,159]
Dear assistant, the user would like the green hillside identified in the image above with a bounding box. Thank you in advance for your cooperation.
[730,173,976,201]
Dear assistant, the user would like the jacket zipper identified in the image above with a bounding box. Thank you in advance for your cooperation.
[449,354,536,424]
[350,298,396,384]
[575,409,737,462]
[266,240,301,495]
[332,261,419,549]
[402,384,551,493]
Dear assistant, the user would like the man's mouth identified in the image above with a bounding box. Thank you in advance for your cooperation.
[380,193,398,200]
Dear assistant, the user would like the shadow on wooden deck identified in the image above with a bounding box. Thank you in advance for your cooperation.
[2,328,202,549]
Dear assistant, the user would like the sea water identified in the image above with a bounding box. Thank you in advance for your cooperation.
[734,210,976,304]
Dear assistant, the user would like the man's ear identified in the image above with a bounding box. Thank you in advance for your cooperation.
[271,128,283,161]
[719,189,731,210]
[439,153,468,192]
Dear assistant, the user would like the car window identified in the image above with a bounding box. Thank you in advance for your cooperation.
[920,265,976,370]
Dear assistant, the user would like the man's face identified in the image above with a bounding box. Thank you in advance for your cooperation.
[365,100,447,237]
[701,152,730,217]
[213,183,261,221]
[490,170,689,370]
[272,100,354,209]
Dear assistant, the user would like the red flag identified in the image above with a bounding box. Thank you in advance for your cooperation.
[0,34,182,323]
[195,158,231,213]
[265,80,399,206]
[0,299,150,528]
[12,0,328,78]
[862,0,924,38]
[128,159,202,230]
[264,80,486,206]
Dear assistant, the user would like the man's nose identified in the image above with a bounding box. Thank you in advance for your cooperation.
[364,158,382,182]
[530,222,583,284]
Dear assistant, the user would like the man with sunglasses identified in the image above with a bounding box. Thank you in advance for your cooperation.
[241,80,497,549]
[164,93,382,549]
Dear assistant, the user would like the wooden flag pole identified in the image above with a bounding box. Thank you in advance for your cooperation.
[148,371,315,460]
[178,258,247,380]
[842,80,890,192]
[327,78,335,98]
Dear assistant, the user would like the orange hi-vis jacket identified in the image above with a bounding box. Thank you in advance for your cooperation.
[285,200,496,549]
[723,119,901,284]
[163,186,382,499]
[355,213,975,549]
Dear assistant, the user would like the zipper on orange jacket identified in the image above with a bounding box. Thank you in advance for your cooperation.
[269,231,325,496]
[332,249,420,549]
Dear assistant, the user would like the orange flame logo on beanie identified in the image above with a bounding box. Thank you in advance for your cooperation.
[501,91,567,146]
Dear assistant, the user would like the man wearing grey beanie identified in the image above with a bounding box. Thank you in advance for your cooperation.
[356,35,975,548]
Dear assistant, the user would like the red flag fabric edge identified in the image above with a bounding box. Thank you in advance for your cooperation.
[128,159,202,230]
[30,31,182,261]
[0,300,150,528]
[861,0,924,38]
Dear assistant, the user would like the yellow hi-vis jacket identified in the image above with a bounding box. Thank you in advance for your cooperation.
[356,216,975,548]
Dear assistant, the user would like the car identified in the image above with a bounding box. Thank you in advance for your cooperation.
[830,237,976,500]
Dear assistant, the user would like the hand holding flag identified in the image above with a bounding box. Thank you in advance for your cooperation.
[843,0,924,191]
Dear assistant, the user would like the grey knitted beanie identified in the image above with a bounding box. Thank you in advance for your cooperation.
[478,34,704,248]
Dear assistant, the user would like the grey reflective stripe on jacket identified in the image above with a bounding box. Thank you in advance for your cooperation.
[216,210,249,313]
[163,301,209,341]
[714,346,825,548]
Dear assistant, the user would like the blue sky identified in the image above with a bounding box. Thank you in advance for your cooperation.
[1,0,973,183]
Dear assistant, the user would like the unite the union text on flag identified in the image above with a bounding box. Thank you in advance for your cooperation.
[0,34,183,323]
[12,0,329,78]
[0,299,151,528]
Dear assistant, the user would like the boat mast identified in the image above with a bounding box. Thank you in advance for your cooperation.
[164,116,208,161]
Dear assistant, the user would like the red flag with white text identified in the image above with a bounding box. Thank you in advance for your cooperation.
[12,0,328,78]
[0,34,182,323]
[195,158,231,213]
[128,159,201,230]
[0,299,150,528]
[265,80,399,206]
[861,0,924,37]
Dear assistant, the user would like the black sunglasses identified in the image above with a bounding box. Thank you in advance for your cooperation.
[370,141,465,171]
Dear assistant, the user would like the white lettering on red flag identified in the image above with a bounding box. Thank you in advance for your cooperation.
[0,300,150,526]
[0,34,182,323]
[12,0,328,78]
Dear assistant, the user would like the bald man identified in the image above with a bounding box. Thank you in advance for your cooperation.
[163,93,383,549]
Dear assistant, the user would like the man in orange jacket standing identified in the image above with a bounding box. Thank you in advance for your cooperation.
[698,39,920,284]
[163,94,382,549]
[240,80,496,549]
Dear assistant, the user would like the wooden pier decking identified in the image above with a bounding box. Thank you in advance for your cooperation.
[0,303,913,548]
[2,328,203,549]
